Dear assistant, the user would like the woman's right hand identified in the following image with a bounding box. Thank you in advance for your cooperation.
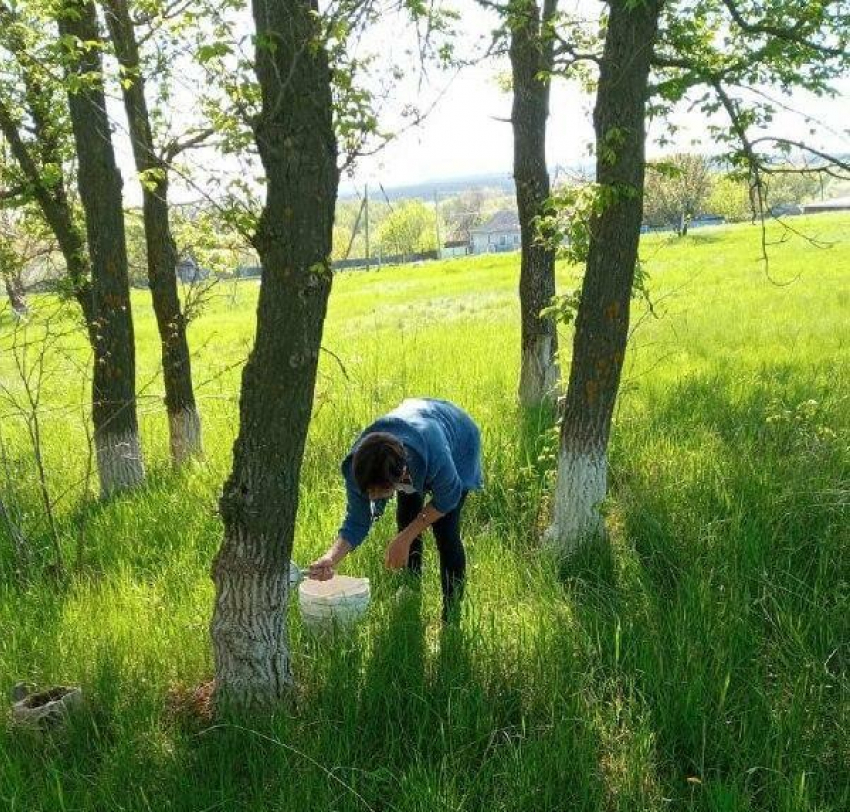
[307,554,335,581]
[307,537,352,581]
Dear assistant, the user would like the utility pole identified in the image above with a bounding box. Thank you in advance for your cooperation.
[433,189,442,260]
[364,184,371,271]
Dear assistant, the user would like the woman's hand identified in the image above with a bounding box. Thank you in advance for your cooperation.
[307,537,353,580]
[307,554,335,581]
[385,504,444,570]
[385,532,412,570]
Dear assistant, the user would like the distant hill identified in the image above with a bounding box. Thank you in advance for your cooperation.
[338,171,517,202]
[338,160,598,202]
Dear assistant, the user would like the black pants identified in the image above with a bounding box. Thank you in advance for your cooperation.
[396,490,467,620]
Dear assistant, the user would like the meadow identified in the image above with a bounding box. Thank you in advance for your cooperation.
[0,214,847,811]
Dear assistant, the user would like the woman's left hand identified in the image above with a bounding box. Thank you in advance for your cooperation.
[385,533,411,570]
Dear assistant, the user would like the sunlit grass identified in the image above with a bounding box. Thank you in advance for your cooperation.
[0,214,847,811]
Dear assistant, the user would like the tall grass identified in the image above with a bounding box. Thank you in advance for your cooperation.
[0,215,847,811]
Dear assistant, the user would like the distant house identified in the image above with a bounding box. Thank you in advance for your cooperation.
[469,210,521,255]
[440,238,470,259]
[801,195,850,214]
[176,256,210,284]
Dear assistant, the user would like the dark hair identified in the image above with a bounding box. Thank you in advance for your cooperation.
[352,432,405,493]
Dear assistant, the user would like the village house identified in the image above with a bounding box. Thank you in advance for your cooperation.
[469,210,521,255]
[802,195,850,214]
[175,255,210,284]
[439,237,471,259]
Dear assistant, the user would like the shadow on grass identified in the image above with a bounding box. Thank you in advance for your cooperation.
[556,534,618,595]
[471,401,558,550]
[583,367,849,809]
[4,364,845,811]
[355,576,427,754]
[0,458,219,591]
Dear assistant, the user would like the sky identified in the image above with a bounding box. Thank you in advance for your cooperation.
[342,59,850,195]
[111,1,850,206]
[334,0,850,195]
[340,62,596,192]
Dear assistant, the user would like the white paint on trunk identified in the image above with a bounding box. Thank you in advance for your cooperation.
[96,430,145,498]
[211,557,293,710]
[519,335,560,406]
[546,445,607,558]
[168,406,202,463]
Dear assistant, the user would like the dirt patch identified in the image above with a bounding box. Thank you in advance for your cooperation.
[165,680,215,726]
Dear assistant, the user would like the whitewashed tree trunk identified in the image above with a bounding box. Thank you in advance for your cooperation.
[519,335,560,407]
[545,0,660,560]
[103,0,203,469]
[60,0,145,499]
[211,548,293,706]
[168,407,202,463]
[511,0,560,410]
[96,431,145,498]
[546,445,607,556]
[210,0,337,711]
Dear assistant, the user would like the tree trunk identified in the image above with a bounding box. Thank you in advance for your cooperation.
[210,0,338,711]
[547,0,662,557]
[4,273,28,317]
[58,0,144,496]
[0,100,93,324]
[0,4,95,327]
[103,0,202,463]
[511,0,560,407]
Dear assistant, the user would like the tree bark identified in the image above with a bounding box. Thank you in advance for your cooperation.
[210,0,338,711]
[58,0,144,496]
[0,3,94,327]
[0,104,94,326]
[4,273,28,316]
[510,0,560,407]
[548,0,662,556]
[103,0,202,463]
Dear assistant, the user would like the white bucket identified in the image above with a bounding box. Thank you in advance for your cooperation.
[298,574,370,631]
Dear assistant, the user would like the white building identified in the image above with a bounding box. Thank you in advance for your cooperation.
[176,256,210,284]
[801,195,850,214]
[469,210,521,255]
[440,239,470,259]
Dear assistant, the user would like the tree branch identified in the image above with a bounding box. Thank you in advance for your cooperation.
[748,137,850,177]
[719,0,847,58]
[0,184,26,201]
[552,35,601,66]
[161,127,216,162]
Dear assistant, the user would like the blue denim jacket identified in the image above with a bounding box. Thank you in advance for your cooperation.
[338,398,483,548]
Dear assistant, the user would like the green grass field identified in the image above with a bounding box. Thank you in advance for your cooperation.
[1,214,848,811]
